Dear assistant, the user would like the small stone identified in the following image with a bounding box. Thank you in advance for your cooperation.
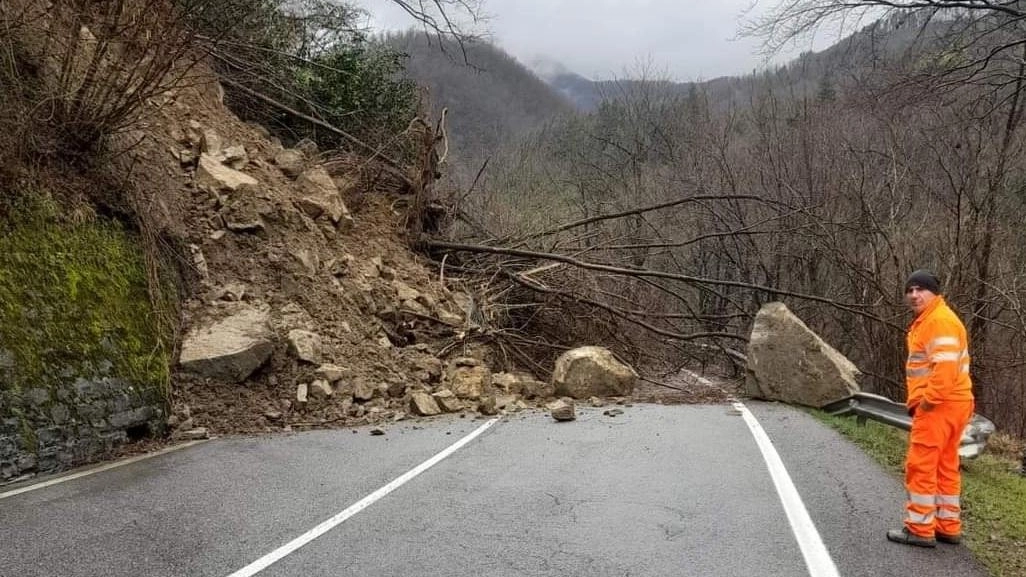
[603,408,624,417]
[387,382,407,398]
[309,380,334,399]
[201,129,222,155]
[478,395,498,416]
[492,373,520,395]
[353,380,375,402]
[295,137,318,157]
[410,392,442,416]
[495,394,517,410]
[549,399,576,421]
[292,249,320,276]
[264,410,283,420]
[178,148,196,166]
[288,330,323,363]
[274,149,305,178]
[196,154,258,192]
[370,428,386,436]
[223,145,248,169]
[314,364,346,383]
[188,244,209,281]
[218,282,246,301]
[296,383,309,404]
[432,390,463,413]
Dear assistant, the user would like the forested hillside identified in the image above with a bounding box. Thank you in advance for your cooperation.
[421,7,1026,438]
[383,31,574,181]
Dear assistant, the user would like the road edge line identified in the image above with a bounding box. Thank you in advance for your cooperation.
[734,402,841,577]
[0,439,209,500]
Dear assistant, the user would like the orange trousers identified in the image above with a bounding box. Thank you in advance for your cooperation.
[904,400,974,537]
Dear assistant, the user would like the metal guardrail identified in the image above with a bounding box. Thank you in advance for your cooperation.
[821,392,996,459]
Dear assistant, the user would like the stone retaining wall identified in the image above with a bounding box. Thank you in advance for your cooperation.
[0,375,164,483]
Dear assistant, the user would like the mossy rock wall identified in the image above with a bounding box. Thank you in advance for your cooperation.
[0,205,170,482]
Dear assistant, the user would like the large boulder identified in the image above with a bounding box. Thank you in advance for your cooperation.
[745,302,860,407]
[179,307,273,382]
[551,346,637,399]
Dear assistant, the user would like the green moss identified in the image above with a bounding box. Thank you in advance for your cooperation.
[10,407,37,453]
[811,411,1026,577]
[0,192,170,409]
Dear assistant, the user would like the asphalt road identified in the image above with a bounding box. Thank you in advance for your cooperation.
[0,403,990,577]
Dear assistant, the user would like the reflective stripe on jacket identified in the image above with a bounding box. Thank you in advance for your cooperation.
[905,296,973,408]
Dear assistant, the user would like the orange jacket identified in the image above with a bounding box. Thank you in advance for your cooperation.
[905,296,974,408]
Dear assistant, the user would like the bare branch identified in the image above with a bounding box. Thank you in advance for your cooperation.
[425,239,901,328]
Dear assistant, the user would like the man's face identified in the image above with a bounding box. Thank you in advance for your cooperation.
[905,285,937,314]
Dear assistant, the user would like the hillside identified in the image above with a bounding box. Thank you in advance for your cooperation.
[0,4,571,483]
[383,32,575,180]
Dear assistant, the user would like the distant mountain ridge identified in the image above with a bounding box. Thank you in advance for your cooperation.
[382,31,575,176]
[525,12,944,112]
[383,13,938,177]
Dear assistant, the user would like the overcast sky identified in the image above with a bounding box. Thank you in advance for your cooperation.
[357,0,834,82]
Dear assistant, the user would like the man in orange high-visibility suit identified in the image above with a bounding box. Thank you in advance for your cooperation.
[887,270,974,548]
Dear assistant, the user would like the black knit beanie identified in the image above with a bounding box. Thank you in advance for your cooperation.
[905,269,941,294]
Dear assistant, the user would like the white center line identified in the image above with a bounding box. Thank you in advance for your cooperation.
[734,402,841,577]
[225,417,500,577]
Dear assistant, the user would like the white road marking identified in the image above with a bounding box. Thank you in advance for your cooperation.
[734,402,841,577]
[225,417,501,577]
[0,440,208,501]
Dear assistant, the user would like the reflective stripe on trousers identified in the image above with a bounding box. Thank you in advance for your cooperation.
[904,401,974,538]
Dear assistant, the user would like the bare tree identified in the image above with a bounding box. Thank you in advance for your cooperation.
[429,36,1026,435]
[387,0,485,44]
[749,1,1026,92]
